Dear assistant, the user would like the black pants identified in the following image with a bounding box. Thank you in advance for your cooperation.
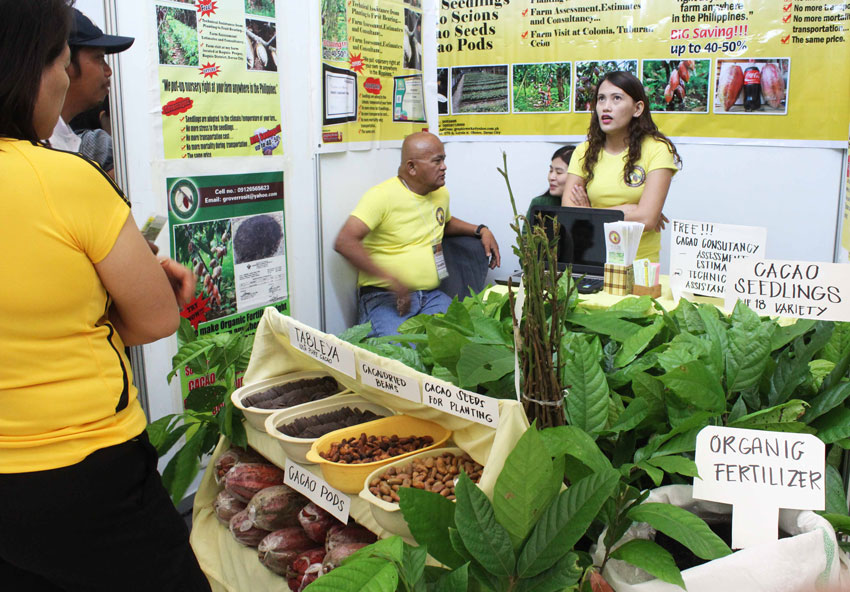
[0,432,211,592]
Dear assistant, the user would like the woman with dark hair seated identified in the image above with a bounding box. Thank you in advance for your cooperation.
[0,1,207,590]
[524,144,579,223]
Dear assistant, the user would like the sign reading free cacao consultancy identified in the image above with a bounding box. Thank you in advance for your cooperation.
[725,259,850,321]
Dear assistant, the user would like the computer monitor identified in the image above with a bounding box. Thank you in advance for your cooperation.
[527,205,624,277]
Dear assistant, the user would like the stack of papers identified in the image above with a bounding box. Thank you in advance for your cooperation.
[604,221,644,265]
[633,258,660,287]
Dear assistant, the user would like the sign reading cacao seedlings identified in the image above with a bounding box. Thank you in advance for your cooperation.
[693,426,824,549]
[669,219,766,300]
[284,458,350,524]
[286,318,357,378]
[357,356,422,403]
[725,259,850,321]
[422,377,499,429]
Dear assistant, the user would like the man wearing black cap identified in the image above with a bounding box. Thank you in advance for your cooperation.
[48,8,134,176]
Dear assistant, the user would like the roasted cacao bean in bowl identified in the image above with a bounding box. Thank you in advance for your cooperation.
[304,415,452,494]
[358,447,484,542]
[231,371,348,430]
[264,394,395,465]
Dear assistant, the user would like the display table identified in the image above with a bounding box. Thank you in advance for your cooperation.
[190,307,531,592]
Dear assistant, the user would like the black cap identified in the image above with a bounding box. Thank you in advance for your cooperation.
[69,9,135,54]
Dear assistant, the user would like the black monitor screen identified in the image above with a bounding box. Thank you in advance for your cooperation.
[527,206,624,276]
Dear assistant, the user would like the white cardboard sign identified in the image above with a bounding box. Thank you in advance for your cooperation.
[693,426,825,549]
[284,458,351,524]
[725,259,850,322]
[422,377,499,428]
[287,318,357,378]
[357,356,422,403]
[669,219,766,301]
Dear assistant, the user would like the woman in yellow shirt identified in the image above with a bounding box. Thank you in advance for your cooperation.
[563,71,681,262]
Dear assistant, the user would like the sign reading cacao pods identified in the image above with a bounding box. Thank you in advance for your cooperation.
[693,426,824,549]
[422,377,499,429]
[357,356,422,403]
[725,259,850,322]
[284,458,351,523]
[286,318,357,378]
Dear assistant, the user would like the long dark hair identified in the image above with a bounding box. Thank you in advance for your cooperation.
[0,0,73,143]
[581,71,681,185]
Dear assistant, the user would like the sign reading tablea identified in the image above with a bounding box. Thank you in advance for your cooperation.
[422,377,499,429]
[286,318,356,378]
[284,458,350,524]
[357,355,422,403]
[725,259,850,322]
[693,426,824,549]
[669,220,766,300]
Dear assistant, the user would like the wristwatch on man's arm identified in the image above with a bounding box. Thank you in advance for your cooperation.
[474,224,488,238]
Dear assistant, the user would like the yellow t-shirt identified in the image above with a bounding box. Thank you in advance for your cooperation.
[569,137,678,262]
[351,177,451,291]
[0,140,146,473]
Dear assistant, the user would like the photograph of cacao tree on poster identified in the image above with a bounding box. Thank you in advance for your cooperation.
[245,0,275,18]
[643,59,710,112]
[574,59,638,112]
[173,219,237,321]
[156,5,198,67]
[512,62,571,113]
[321,0,347,61]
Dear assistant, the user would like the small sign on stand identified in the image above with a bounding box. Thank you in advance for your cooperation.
[693,426,825,549]
[284,458,351,524]
[422,376,499,428]
[357,355,422,403]
[286,317,357,378]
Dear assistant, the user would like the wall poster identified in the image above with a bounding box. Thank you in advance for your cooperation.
[436,1,850,145]
[156,0,283,158]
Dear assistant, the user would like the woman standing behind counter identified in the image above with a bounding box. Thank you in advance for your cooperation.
[563,71,681,262]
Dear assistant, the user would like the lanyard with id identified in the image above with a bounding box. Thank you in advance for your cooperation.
[401,177,449,280]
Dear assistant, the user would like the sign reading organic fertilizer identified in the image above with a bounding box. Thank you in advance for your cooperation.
[437,1,850,145]
[422,377,499,428]
[156,0,282,158]
[358,356,422,403]
[287,318,357,378]
[168,171,289,398]
[693,426,824,548]
[725,259,850,321]
[669,220,766,300]
[319,0,428,150]
[285,458,351,523]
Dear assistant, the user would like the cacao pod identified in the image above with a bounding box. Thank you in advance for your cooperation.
[214,446,265,485]
[675,85,685,101]
[229,510,271,547]
[664,84,673,104]
[325,524,377,553]
[290,548,327,577]
[257,527,316,576]
[213,490,247,525]
[678,62,690,83]
[717,63,744,111]
[299,502,340,543]
[669,69,679,91]
[225,462,285,503]
[760,63,785,109]
[685,59,695,70]
[247,485,308,531]
[322,542,369,573]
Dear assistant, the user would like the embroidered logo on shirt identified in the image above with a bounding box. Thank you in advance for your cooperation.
[435,207,445,226]
[626,165,646,187]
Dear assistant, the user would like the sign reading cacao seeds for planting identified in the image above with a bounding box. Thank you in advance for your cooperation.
[693,426,825,549]
[437,1,850,146]
[286,318,357,378]
[357,357,422,403]
[285,458,351,523]
[319,0,431,151]
[669,219,767,300]
[422,377,500,428]
[155,0,283,159]
[725,259,850,321]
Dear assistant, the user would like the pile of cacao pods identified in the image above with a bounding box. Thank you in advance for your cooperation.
[213,446,377,591]
[717,61,786,111]
[663,60,695,106]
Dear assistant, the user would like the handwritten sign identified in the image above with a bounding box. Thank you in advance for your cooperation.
[693,426,824,549]
[422,377,499,428]
[669,219,766,300]
[725,259,850,321]
[287,318,356,378]
[357,356,421,403]
[284,458,351,524]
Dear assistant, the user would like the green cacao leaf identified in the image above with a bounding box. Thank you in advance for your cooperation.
[627,503,732,560]
[660,360,725,413]
[454,472,516,577]
[303,557,398,592]
[610,539,685,589]
[398,488,464,569]
[563,337,610,435]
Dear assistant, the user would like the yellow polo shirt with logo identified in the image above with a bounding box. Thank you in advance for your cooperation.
[569,137,678,262]
[351,177,451,291]
[0,139,146,473]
